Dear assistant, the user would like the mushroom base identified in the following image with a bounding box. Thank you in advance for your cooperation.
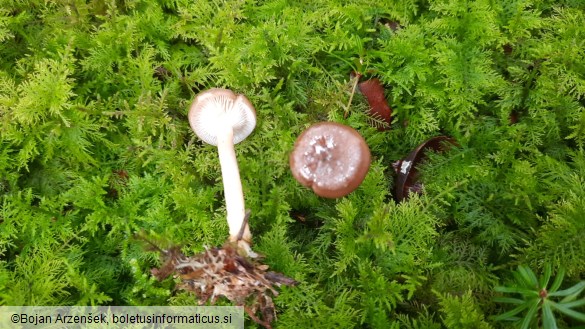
[151,242,297,329]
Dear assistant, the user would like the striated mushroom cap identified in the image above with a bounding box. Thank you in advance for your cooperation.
[290,122,371,198]
[188,88,256,145]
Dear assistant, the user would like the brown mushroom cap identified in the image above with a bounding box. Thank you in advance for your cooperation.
[393,136,457,202]
[289,122,371,198]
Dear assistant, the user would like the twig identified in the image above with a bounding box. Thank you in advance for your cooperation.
[244,306,272,329]
[345,73,361,118]
[236,209,251,242]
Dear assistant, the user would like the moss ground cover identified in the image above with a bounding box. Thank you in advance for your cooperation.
[1,0,584,328]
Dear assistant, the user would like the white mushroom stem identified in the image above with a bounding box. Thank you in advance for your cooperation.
[215,115,252,245]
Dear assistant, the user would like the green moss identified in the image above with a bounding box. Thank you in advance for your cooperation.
[1,0,584,327]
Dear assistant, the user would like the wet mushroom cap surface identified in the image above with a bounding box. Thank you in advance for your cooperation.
[290,122,371,198]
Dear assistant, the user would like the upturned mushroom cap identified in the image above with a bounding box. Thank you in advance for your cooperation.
[188,88,256,145]
[187,88,255,251]
[393,136,457,202]
[289,122,371,198]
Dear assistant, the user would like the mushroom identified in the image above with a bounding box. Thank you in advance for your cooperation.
[393,136,457,202]
[289,122,371,198]
[188,88,256,253]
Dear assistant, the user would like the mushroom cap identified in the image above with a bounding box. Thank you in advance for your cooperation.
[188,88,256,145]
[289,122,371,198]
[393,136,457,202]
